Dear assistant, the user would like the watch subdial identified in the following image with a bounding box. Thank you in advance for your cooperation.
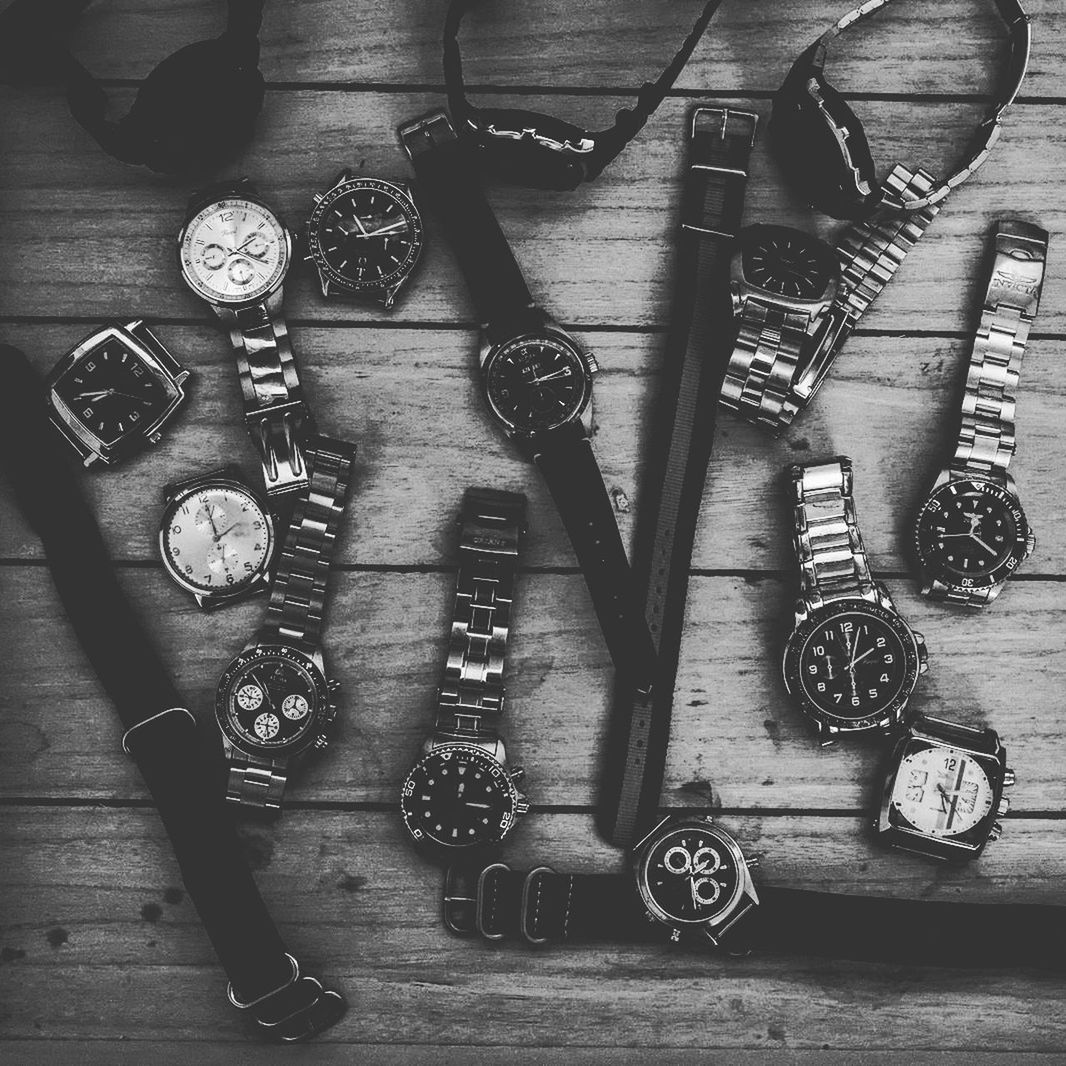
[236,684,264,711]
[242,233,269,260]
[282,694,310,720]
[194,501,227,533]
[202,244,226,270]
[254,712,280,740]
[207,540,240,574]
[227,259,255,287]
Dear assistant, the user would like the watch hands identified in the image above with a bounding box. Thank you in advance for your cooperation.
[529,369,571,386]
[74,389,112,402]
[850,647,876,667]
[212,521,241,543]
[465,802,492,809]
[970,534,998,555]
[354,219,409,238]
[252,672,276,712]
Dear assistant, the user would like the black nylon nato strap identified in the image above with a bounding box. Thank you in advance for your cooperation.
[399,110,542,341]
[597,108,757,848]
[0,345,345,1042]
[448,863,1066,969]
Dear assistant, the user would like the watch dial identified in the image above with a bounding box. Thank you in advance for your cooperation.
[217,648,323,751]
[484,333,591,433]
[741,225,839,301]
[161,482,273,594]
[309,179,423,293]
[400,745,520,849]
[53,337,172,447]
[915,479,1029,587]
[640,824,743,926]
[180,198,288,304]
[892,745,995,837]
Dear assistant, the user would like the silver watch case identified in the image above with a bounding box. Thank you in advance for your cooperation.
[304,171,424,306]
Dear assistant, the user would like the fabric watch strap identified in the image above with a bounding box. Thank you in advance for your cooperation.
[434,488,526,741]
[444,861,1066,969]
[0,344,345,1040]
[597,108,756,848]
[532,423,656,677]
[399,111,541,340]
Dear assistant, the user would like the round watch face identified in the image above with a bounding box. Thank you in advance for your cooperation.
[52,335,174,447]
[216,645,329,754]
[483,332,592,434]
[891,744,996,838]
[308,178,423,295]
[739,224,840,302]
[914,478,1031,590]
[180,197,289,305]
[160,479,274,597]
[636,821,746,928]
[400,744,522,849]
[783,600,922,733]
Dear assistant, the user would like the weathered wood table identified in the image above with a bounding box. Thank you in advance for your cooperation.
[2,1,1064,1061]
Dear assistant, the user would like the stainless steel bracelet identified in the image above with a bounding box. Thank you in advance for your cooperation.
[434,488,526,743]
[226,752,289,809]
[951,219,1047,478]
[262,435,356,648]
[219,289,311,497]
[790,457,875,606]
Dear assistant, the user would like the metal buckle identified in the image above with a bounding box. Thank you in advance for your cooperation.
[690,106,759,148]
[398,110,457,160]
[121,706,197,755]
[519,866,556,945]
[227,952,299,1010]
[988,220,1047,318]
[443,864,480,935]
[474,862,511,941]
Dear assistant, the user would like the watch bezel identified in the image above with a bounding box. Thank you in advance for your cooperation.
[481,328,594,436]
[158,474,276,605]
[215,643,330,758]
[399,741,525,851]
[731,223,840,311]
[178,195,292,307]
[633,817,758,943]
[914,474,1032,592]
[782,598,923,734]
[306,176,424,298]
[46,323,187,465]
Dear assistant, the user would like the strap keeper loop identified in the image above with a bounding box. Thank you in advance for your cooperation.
[121,706,197,755]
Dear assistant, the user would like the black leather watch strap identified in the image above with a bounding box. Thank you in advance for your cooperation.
[532,422,656,677]
[399,110,541,341]
[0,345,345,1041]
[598,108,756,848]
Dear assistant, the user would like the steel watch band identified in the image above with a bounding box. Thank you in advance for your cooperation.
[262,435,357,647]
[434,488,526,742]
[226,751,289,809]
[790,457,875,606]
[951,219,1048,478]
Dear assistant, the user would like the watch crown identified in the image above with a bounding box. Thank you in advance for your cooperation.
[988,821,1004,842]
[515,798,531,816]
[1002,768,1016,788]
[745,856,760,871]
[1026,531,1037,556]
[148,431,162,445]
[997,797,1011,816]
[584,351,600,374]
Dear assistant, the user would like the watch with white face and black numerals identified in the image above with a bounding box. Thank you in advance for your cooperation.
[876,714,1014,861]
[45,319,190,467]
[304,170,424,307]
[178,178,312,498]
[400,488,530,856]
[782,457,928,743]
[158,466,275,609]
[720,165,939,433]
[913,219,1047,607]
[442,816,760,947]
[215,435,355,810]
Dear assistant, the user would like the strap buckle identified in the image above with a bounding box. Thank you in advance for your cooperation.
[120,706,196,755]
[442,864,480,935]
[399,110,457,160]
[519,866,557,945]
[690,106,758,149]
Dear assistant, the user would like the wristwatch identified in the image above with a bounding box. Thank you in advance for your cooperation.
[215,435,355,809]
[400,488,530,856]
[159,466,275,609]
[178,178,311,497]
[913,219,1047,607]
[875,714,1014,862]
[45,319,190,467]
[304,170,424,306]
[782,457,928,742]
[720,165,940,433]
[444,816,759,947]
[399,110,654,676]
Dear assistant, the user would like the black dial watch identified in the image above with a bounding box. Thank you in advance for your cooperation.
[304,171,424,306]
[398,110,654,677]
[400,489,530,855]
[783,458,928,741]
[876,714,1014,861]
[46,320,190,467]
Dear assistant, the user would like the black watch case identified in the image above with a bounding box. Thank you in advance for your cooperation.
[731,224,840,312]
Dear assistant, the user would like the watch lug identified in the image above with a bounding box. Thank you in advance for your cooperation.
[932,468,952,490]
[1003,471,1019,495]
[383,285,399,310]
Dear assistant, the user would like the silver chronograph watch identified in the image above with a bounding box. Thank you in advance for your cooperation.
[215,436,355,810]
[783,457,928,742]
[158,466,275,609]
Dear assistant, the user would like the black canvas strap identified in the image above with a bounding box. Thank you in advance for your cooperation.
[597,108,756,848]
[0,344,345,1041]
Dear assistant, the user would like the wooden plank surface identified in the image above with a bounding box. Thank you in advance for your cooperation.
[1,0,1065,1059]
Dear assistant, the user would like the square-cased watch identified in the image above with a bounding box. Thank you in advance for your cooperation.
[875,714,1013,861]
[46,320,190,467]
